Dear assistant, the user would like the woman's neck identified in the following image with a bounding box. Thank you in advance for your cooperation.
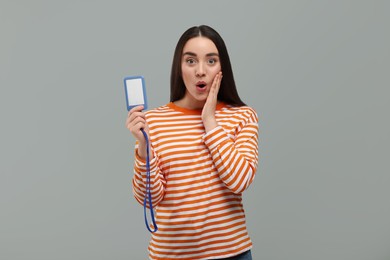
[173,99,205,110]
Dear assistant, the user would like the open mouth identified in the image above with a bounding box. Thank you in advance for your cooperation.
[196,81,207,89]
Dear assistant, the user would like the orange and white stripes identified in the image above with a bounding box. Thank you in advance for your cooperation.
[132,102,259,259]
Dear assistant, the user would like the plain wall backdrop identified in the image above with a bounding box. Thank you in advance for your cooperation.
[1,1,389,259]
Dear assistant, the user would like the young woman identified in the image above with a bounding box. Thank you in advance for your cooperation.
[126,25,259,260]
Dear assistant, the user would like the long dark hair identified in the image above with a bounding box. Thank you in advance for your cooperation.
[170,25,246,106]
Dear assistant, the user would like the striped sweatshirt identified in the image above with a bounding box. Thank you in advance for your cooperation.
[132,102,259,260]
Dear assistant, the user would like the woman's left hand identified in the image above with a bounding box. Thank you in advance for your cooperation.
[202,71,222,132]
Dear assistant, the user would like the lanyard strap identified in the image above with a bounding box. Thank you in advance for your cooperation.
[141,129,158,233]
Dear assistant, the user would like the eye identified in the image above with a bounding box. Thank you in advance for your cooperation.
[186,58,196,65]
[207,58,218,65]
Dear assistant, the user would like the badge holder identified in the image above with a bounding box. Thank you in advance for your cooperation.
[124,76,158,233]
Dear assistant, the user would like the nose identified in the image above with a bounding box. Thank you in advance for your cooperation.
[195,63,205,78]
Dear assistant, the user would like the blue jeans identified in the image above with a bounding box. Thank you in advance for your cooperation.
[210,250,252,260]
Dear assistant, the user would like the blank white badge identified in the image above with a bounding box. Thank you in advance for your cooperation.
[124,76,147,111]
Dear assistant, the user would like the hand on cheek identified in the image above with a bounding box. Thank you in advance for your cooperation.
[202,71,222,133]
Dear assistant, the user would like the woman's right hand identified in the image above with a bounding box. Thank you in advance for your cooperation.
[125,105,151,159]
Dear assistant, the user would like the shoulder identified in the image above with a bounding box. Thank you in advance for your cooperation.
[220,104,259,123]
[145,104,172,116]
[144,103,188,122]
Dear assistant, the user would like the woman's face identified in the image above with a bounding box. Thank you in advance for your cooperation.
[180,36,221,109]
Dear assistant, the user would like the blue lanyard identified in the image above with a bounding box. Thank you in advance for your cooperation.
[141,129,158,233]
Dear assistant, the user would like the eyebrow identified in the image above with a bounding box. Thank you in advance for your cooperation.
[183,52,219,57]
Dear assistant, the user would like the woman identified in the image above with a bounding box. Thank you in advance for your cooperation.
[126,25,258,260]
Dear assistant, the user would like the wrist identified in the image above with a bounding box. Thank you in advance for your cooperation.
[203,117,218,133]
[137,136,155,159]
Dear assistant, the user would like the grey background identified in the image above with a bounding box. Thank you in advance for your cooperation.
[1,1,389,259]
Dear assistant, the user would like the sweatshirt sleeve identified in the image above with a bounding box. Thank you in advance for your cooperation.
[132,142,166,207]
[202,108,259,194]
